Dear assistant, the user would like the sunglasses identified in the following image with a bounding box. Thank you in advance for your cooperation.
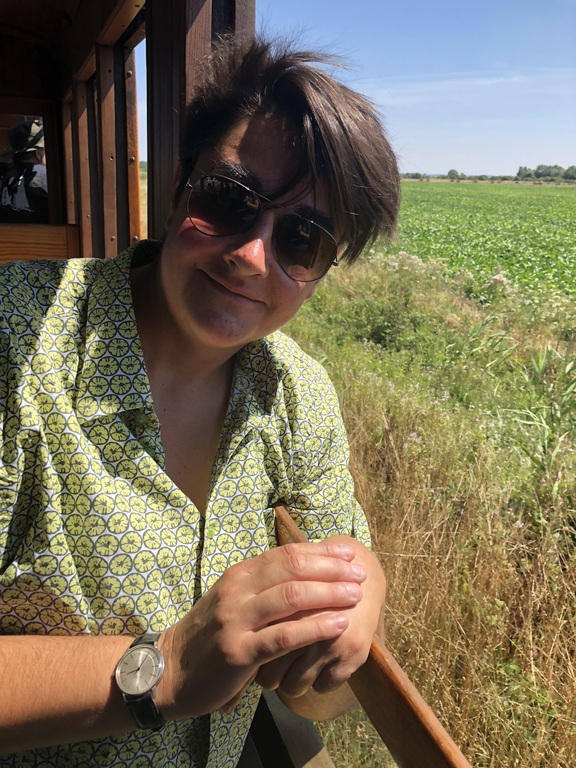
[185,175,339,282]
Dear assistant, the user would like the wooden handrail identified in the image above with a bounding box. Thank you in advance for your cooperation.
[275,506,473,768]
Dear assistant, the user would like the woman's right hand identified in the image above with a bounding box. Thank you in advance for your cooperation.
[155,539,366,719]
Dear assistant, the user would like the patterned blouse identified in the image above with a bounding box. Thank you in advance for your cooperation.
[0,241,370,767]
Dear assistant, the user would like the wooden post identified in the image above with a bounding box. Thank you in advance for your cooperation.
[145,0,255,240]
[96,44,118,258]
[61,94,78,227]
[73,80,93,258]
[123,48,142,247]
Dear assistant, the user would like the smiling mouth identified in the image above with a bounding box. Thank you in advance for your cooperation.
[203,271,264,303]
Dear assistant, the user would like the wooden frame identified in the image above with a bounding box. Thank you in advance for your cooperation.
[0,0,255,260]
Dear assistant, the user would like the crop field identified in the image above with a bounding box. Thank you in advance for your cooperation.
[390,181,576,296]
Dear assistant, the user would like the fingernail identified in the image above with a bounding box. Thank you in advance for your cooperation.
[345,582,362,599]
[337,545,355,559]
[334,615,349,630]
[351,564,366,578]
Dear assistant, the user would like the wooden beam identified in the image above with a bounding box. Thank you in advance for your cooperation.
[114,46,141,250]
[146,0,254,239]
[146,0,218,238]
[98,0,146,46]
[97,45,118,257]
[124,49,142,246]
[61,94,77,225]
[233,0,256,42]
[185,0,213,99]
[0,225,80,262]
[73,80,93,258]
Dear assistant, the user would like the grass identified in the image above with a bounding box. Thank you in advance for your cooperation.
[284,182,576,767]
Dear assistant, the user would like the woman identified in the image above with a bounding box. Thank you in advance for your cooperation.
[0,37,399,768]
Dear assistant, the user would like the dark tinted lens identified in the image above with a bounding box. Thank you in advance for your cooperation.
[274,214,336,281]
[188,176,260,235]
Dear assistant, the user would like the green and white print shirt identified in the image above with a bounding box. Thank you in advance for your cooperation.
[0,241,370,768]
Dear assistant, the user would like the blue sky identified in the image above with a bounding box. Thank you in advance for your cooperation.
[136,0,575,175]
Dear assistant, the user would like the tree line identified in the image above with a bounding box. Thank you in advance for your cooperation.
[402,164,576,183]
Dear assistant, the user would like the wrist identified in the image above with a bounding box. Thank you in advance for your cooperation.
[155,627,178,720]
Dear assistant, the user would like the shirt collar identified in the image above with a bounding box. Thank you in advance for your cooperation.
[75,242,160,423]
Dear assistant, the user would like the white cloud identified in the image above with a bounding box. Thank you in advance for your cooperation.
[353,67,576,110]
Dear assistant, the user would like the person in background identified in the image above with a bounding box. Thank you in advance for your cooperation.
[0,118,48,224]
[0,37,399,768]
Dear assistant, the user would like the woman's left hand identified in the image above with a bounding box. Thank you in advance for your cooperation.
[253,536,385,712]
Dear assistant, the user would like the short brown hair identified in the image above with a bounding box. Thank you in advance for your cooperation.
[178,36,400,264]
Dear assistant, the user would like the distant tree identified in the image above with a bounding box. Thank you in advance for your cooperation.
[447,169,459,180]
[535,164,565,178]
[563,166,576,180]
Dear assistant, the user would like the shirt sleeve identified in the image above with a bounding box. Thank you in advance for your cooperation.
[277,348,372,548]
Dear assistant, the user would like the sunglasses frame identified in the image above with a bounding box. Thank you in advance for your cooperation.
[185,175,340,282]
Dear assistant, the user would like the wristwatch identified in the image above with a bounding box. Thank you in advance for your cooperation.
[115,632,165,731]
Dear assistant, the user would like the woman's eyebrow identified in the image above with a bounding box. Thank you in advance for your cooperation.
[207,160,258,187]
[295,205,334,235]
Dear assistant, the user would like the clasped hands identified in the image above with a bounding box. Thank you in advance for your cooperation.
[157,536,385,721]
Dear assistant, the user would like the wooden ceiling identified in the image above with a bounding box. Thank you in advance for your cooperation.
[0,0,82,49]
[0,0,145,101]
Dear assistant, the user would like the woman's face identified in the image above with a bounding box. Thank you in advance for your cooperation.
[156,115,337,358]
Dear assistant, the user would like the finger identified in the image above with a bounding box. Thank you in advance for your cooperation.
[312,660,357,694]
[240,543,366,594]
[276,641,339,698]
[248,580,362,628]
[255,650,300,691]
[249,612,350,669]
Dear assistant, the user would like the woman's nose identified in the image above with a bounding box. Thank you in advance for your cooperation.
[223,213,274,276]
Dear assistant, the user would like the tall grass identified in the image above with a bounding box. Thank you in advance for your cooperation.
[285,250,576,767]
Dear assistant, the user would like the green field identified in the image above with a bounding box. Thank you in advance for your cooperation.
[389,181,576,296]
[286,180,576,768]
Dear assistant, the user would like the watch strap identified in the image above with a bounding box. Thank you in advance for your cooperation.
[122,633,165,731]
[124,690,165,731]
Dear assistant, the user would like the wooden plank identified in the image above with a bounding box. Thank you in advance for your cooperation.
[234,0,256,42]
[123,48,141,247]
[146,0,179,239]
[185,0,213,99]
[146,0,215,238]
[73,79,93,258]
[275,506,473,768]
[98,0,146,46]
[61,94,77,225]
[146,0,255,239]
[66,223,80,258]
[58,0,122,91]
[96,44,118,257]
[0,225,79,262]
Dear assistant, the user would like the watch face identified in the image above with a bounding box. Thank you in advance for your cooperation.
[116,644,164,696]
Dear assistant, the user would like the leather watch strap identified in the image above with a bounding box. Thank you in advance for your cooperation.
[123,633,165,731]
[125,691,165,731]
